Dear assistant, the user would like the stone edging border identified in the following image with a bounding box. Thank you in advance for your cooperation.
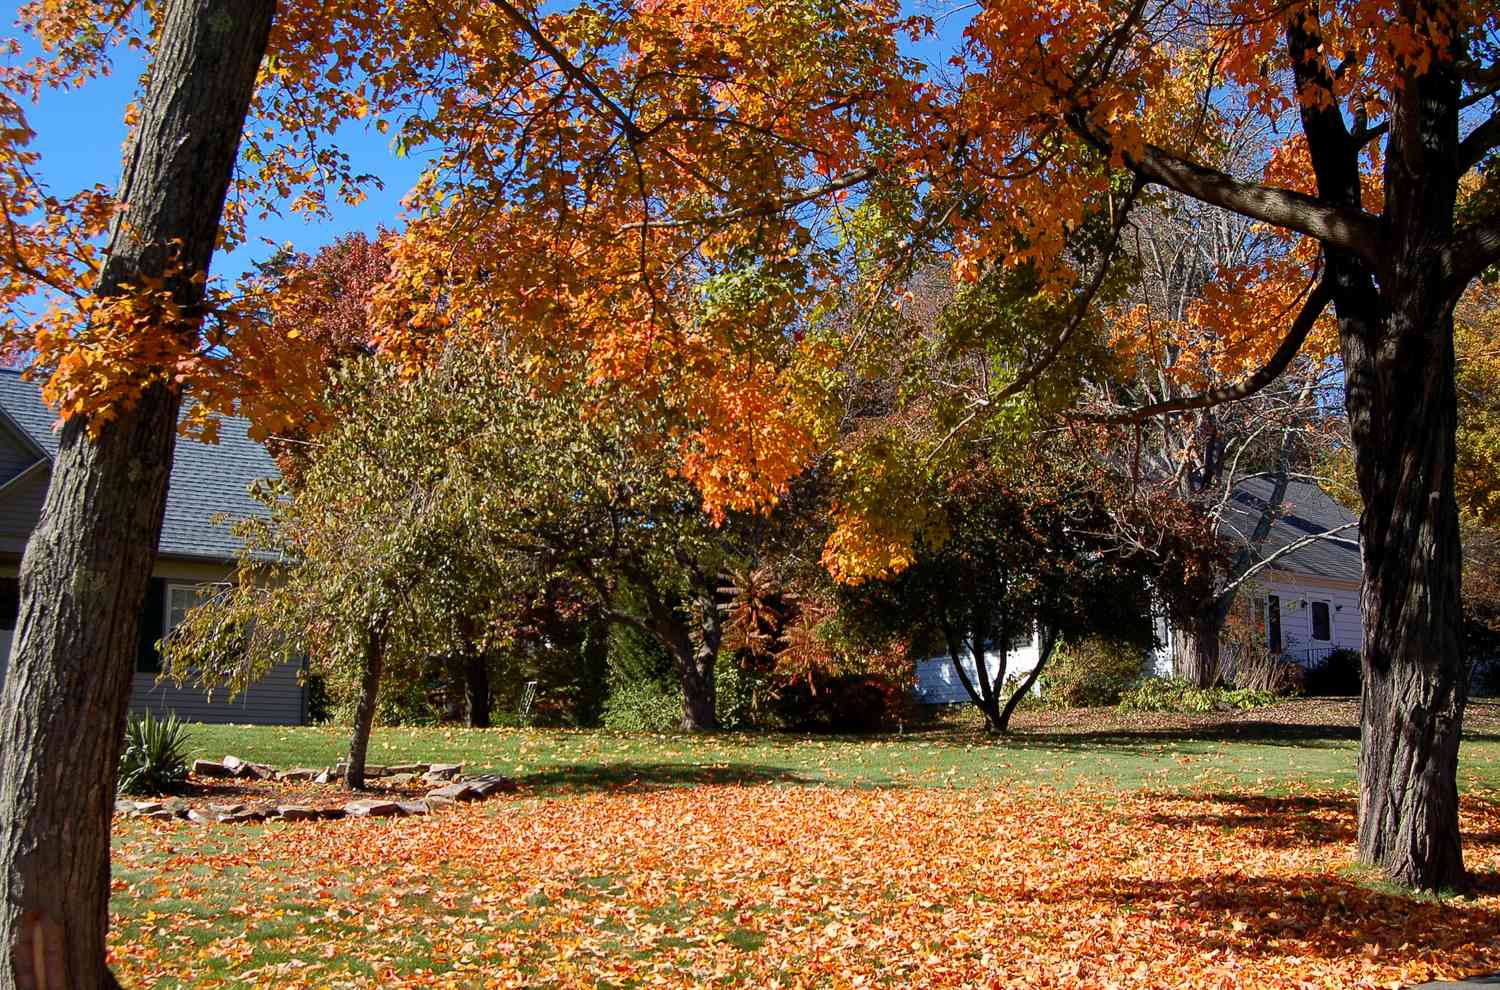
[115,757,517,825]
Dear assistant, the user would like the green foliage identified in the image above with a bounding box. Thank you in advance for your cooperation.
[118,711,192,796]
[601,679,686,732]
[1040,637,1148,708]
[1304,648,1362,697]
[1117,677,1280,714]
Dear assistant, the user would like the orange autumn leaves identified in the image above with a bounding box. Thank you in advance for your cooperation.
[109,784,1500,988]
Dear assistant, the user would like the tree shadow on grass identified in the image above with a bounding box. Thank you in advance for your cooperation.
[514,761,811,796]
[1069,872,1500,966]
[1140,792,1358,849]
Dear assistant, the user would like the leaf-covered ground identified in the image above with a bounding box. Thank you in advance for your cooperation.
[111,701,1500,988]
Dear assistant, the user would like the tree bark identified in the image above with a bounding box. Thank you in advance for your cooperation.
[0,4,274,988]
[1173,609,1223,688]
[464,653,491,728]
[345,626,387,790]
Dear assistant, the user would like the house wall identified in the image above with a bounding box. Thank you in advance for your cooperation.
[913,637,1044,705]
[0,468,49,557]
[1236,571,1363,665]
[0,558,307,726]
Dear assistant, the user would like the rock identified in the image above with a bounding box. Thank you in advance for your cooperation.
[423,764,463,783]
[387,763,428,775]
[466,774,518,798]
[278,768,320,782]
[131,801,165,815]
[274,805,321,822]
[317,807,347,821]
[397,801,430,816]
[192,759,235,779]
[344,799,403,818]
[207,803,248,816]
[219,809,265,824]
[114,800,137,816]
[222,755,247,774]
[144,810,176,821]
[424,794,456,809]
[186,809,215,825]
[336,762,389,778]
[387,772,418,787]
[164,799,191,818]
[243,763,275,780]
[315,770,337,785]
[427,782,480,802]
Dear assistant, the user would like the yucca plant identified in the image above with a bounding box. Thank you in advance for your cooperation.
[118,710,192,796]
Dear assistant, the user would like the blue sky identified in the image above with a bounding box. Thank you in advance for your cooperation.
[2,2,426,282]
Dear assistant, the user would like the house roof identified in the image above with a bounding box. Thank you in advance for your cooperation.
[1219,476,1362,583]
[0,370,279,562]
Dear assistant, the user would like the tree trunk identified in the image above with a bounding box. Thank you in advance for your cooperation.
[0,4,274,988]
[1173,609,1222,688]
[676,594,721,731]
[997,628,1059,733]
[1285,3,1469,890]
[345,626,387,790]
[464,653,491,729]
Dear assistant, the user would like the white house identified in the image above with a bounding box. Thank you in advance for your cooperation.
[913,477,1364,703]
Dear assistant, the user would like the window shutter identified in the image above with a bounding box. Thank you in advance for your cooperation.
[136,578,166,673]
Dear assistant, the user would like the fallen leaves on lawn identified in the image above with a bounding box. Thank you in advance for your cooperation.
[109,783,1500,989]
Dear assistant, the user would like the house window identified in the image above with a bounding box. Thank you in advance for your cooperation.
[1311,601,1332,642]
[166,583,226,636]
[1266,595,1282,653]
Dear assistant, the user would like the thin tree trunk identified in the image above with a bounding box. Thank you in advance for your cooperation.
[0,4,274,988]
[997,628,1059,733]
[345,626,387,790]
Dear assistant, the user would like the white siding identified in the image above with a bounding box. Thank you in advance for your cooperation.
[914,636,1043,704]
[1243,573,1362,666]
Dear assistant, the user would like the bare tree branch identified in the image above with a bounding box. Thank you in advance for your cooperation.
[1071,275,1335,424]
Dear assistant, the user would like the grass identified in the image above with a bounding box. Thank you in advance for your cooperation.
[177,699,1500,796]
[108,700,1500,989]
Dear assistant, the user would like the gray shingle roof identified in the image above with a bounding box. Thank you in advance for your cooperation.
[0,370,279,561]
[1219,476,1362,583]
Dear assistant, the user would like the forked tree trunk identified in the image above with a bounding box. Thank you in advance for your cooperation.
[0,4,274,988]
[345,626,387,790]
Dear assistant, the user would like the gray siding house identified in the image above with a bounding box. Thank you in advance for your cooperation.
[0,370,307,725]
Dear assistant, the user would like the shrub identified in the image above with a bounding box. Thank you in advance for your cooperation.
[1303,648,1362,696]
[1227,647,1304,695]
[1118,677,1279,713]
[118,710,192,796]
[601,678,685,732]
[775,674,904,733]
[1040,637,1146,708]
[716,653,778,730]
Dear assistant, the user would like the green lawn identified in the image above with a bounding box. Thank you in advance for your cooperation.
[178,698,1500,796]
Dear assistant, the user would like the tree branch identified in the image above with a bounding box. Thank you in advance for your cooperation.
[617,166,878,232]
[1218,522,1358,597]
[1065,113,1380,263]
[1444,219,1500,285]
[1459,109,1500,173]
[487,0,646,144]
[1070,275,1334,424]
